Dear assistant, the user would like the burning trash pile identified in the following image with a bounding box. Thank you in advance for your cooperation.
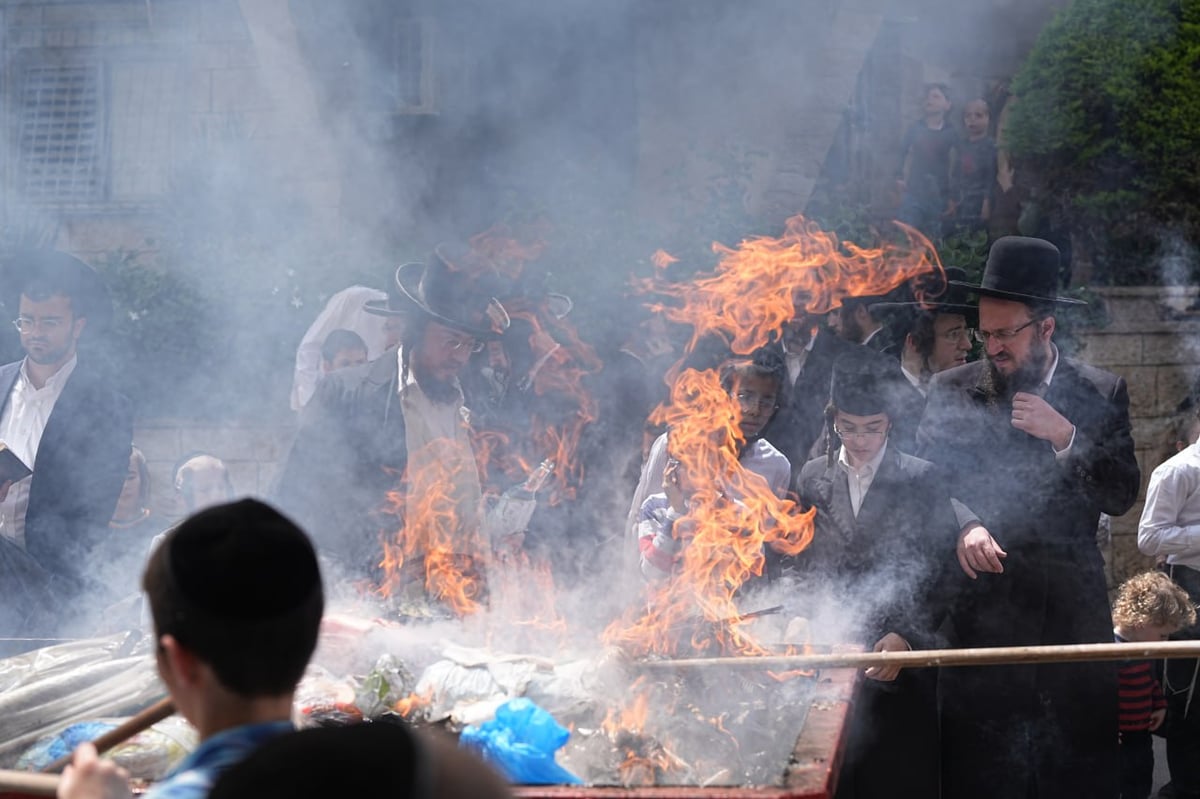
[0,215,940,791]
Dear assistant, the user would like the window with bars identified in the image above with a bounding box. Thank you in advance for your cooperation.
[12,59,175,206]
[16,64,104,204]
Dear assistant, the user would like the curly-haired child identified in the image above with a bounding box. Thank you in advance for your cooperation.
[1113,571,1197,799]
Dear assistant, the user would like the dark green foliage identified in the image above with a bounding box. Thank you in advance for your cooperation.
[1006,0,1200,284]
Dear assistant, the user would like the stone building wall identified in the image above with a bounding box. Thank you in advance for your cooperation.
[132,417,294,523]
[1077,287,1200,588]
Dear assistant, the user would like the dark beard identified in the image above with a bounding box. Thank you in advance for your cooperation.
[981,346,1050,406]
[411,360,461,405]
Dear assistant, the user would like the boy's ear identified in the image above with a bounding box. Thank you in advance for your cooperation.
[160,634,203,686]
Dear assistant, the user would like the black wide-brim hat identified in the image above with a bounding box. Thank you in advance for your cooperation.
[363,261,422,318]
[0,249,113,330]
[951,236,1085,306]
[870,266,978,318]
[390,243,511,340]
[831,347,905,417]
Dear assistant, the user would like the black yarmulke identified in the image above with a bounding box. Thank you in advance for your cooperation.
[167,499,320,621]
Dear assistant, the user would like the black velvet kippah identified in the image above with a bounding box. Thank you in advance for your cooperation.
[167,499,320,621]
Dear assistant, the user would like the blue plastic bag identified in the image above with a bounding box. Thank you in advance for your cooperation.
[16,721,116,771]
[459,698,583,785]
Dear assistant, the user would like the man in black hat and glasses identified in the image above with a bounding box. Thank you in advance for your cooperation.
[275,243,516,587]
[0,250,132,636]
[917,236,1140,798]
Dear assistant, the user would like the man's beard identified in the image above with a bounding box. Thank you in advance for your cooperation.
[841,314,864,344]
[981,345,1050,405]
[411,359,461,404]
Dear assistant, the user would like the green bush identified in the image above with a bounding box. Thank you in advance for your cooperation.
[1005,0,1200,284]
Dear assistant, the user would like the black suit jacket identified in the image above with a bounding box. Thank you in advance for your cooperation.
[792,445,957,649]
[0,359,132,598]
[791,445,956,797]
[275,354,409,569]
[916,355,1139,799]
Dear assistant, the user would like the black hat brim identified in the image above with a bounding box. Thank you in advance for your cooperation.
[395,261,507,340]
[1,251,113,330]
[869,300,979,315]
[949,280,1087,306]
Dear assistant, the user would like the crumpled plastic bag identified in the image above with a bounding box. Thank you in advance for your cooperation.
[15,721,114,771]
[459,697,582,785]
[16,715,197,780]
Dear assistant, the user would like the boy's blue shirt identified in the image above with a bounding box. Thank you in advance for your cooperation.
[143,720,294,799]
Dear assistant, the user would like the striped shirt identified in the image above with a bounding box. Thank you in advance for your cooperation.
[1115,635,1167,732]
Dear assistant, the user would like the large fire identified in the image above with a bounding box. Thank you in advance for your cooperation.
[376,438,486,617]
[607,213,939,659]
[643,215,941,357]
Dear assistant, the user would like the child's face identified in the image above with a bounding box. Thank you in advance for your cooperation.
[834,410,891,466]
[1124,623,1179,643]
[924,87,950,116]
[731,374,780,440]
[963,101,990,138]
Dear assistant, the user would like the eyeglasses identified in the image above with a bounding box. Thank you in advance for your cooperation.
[833,426,888,441]
[13,317,65,333]
[735,391,779,411]
[973,318,1039,345]
[435,335,485,354]
[938,327,975,343]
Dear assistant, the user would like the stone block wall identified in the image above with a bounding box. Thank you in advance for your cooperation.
[1077,287,1200,588]
[132,417,295,523]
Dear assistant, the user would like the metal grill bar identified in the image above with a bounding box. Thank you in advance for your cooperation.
[17,64,102,203]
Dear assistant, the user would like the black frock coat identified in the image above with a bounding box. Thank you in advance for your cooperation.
[793,445,958,799]
[916,356,1140,799]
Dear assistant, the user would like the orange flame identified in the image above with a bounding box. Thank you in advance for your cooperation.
[641,214,941,356]
[604,368,814,657]
[651,249,679,271]
[376,439,486,616]
[469,223,550,279]
[392,690,432,718]
[602,677,651,737]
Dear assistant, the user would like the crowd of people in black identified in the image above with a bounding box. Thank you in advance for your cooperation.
[0,208,1194,799]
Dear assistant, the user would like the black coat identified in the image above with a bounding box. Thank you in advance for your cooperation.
[792,445,957,799]
[0,359,132,630]
[274,354,408,570]
[916,355,1140,799]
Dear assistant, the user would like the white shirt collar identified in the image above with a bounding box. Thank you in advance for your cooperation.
[1040,343,1061,390]
[18,354,78,393]
[838,438,888,477]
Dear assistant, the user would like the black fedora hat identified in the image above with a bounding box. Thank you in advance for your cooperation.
[951,236,1085,306]
[870,266,978,317]
[363,262,421,318]
[1,249,113,330]
[391,243,510,340]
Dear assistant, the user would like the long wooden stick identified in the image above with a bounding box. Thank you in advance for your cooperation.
[41,696,176,775]
[637,640,1200,673]
[0,769,59,796]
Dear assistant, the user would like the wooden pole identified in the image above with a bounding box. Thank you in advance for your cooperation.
[636,640,1200,673]
[41,697,176,775]
[0,770,59,796]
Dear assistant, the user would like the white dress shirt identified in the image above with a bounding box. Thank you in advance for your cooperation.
[781,334,816,388]
[0,356,77,547]
[838,439,888,517]
[1138,441,1200,570]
